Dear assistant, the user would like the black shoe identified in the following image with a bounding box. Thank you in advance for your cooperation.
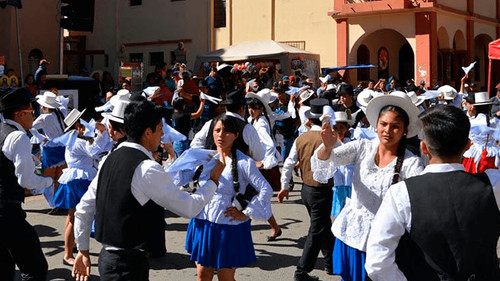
[294,271,319,281]
[48,207,68,216]
[266,229,282,242]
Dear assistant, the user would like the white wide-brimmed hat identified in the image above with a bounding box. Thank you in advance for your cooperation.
[246,88,274,117]
[438,85,458,100]
[366,91,421,138]
[473,92,495,106]
[299,89,315,104]
[64,108,86,132]
[102,100,130,124]
[110,89,131,106]
[36,91,61,109]
[406,91,425,107]
[334,111,354,125]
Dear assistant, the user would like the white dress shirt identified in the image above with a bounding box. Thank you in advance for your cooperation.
[247,116,279,169]
[2,119,53,191]
[74,141,217,251]
[190,111,265,161]
[365,164,500,281]
[311,138,424,251]
[280,125,322,190]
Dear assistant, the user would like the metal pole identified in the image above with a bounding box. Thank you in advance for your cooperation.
[15,6,24,83]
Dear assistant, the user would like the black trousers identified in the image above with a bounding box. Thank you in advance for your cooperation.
[98,248,149,281]
[296,184,334,275]
[0,205,48,281]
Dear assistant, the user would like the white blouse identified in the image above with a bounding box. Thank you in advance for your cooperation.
[248,116,280,169]
[463,113,500,168]
[311,138,424,251]
[32,112,65,140]
[195,150,273,225]
[58,133,109,184]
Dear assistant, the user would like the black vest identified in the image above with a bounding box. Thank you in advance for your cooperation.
[0,123,25,204]
[204,115,249,154]
[95,146,160,249]
[400,171,500,281]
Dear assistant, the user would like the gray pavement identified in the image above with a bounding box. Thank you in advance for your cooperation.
[20,181,341,281]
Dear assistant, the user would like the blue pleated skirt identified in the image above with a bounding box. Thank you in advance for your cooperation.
[185,218,257,269]
[331,185,352,217]
[332,239,367,281]
[54,178,91,209]
[42,145,66,170]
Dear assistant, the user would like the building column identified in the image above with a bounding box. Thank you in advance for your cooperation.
[336,18,348,68]
[415,12,437,88]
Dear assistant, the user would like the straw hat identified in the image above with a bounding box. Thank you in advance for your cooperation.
[245,88,274,117]
[299,89,315,104]
[102,100,129,124]
[36,91,61,109]
[366,91,421,138]
[64,108,86,132]
[438,85,458,100]
[473,92,495,106]
[406,91,425,107]
[334,111,354,125]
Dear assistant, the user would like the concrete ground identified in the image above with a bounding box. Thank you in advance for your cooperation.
[19,178,341,281]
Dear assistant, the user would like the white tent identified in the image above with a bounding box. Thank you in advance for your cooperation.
[194,40,320,80]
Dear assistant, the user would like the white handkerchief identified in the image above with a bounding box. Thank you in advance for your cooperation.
[462,61,477,75]
[143,86,160,96]
[200,92,222,104]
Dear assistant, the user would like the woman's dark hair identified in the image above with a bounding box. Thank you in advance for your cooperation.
[173,97,185,111]
[247,97,272,130]
[466,94,491,126]
[109,119,125,134]
[54,108,66,132]
[419,105,470,159]
[124,99,163,143]
[25,74,34,84]
[211,113,240,151]
[378,105,410,184]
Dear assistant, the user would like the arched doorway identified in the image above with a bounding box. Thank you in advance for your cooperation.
[474,34,493,91]
[398,43,414,84]
[28,49,44,78]
[350,29,413,84]
[357,45,370,81]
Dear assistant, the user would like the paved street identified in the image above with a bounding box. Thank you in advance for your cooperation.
[18,180,341,281]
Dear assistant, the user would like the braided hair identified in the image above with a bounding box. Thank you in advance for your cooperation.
[378,105,410,184]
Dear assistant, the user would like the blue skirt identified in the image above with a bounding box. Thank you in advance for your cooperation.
[54,178,91,209]
[333,239,367,281]
[185,218,257,269]
[42,145,66,170]
[331,185,352,217]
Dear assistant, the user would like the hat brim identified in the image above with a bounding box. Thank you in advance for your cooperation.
[366,95,421,138]
[101,112,124,124]
[473,101,495,106]
[304,109,322,120]
[64,108,86,132]
[414,96,425,107]
[245,92,274,117]
[36,97,59,109]
[299,92,314,104]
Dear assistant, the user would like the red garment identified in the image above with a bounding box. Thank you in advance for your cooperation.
[462,148,498,174]
[152,87,172,106]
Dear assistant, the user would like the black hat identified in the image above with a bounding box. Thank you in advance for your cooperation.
[220,89,245,105]
[0,88,33,113]
[305,98,329,119]
[275,84,289,92]
[337,84,354,96]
